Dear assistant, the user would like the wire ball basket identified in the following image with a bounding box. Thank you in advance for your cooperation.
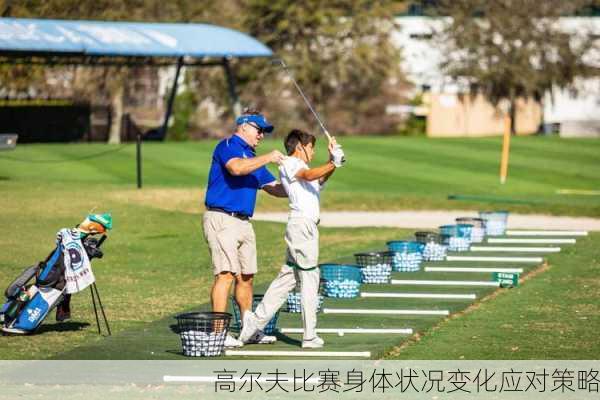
[479,211,509,236]
[231,294,279,335]
[456,217,486,243]
[414,231,447,261]
[176,312,231,357]
[386,241,424,272]
[354,252,393,283]
[439,224,473,251]
[320,264,362,298]
[286,279,325,313]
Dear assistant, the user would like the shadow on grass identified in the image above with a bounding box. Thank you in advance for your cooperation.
[37,321,90,334]
[275,331,301,347]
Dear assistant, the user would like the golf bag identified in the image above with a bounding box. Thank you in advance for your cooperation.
[0,232,107,335]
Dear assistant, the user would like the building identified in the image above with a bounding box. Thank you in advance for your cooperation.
[393,16,600,137]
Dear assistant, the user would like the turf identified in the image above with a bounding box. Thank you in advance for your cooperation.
[50,245,558,360]
[0,136,599,216]
[0,136,598,360]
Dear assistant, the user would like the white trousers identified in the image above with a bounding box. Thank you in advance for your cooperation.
[254,264,320,340]
[254,217,320,340]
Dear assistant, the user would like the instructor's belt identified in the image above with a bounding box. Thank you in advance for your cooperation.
[207,207,250,221]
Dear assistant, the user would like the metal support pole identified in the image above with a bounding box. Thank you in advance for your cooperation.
[223,58,242,117]
[161,56,184,138]
[136,132,142,189]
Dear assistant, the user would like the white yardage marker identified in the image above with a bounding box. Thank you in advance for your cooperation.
[488,238,576,244]
[392,279,500,287]
[506,230,588,236]
[446,256,543,263]
[425,267,523,273]
[225,350,371,358]
[470,246,561,253]
[361,292,476,300]
[323,308,449,316]
[280,328,414,335]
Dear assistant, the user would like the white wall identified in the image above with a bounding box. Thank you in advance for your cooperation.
[394,16,600,134]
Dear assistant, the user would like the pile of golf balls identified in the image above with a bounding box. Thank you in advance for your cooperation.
[470,227,486,243]
[391,252,422,272]
[446,236,471,251]
[484,220,507,236]
[422,243,447,261]
[180,330,226,357]
[360,263,392,283]
[286,293,324,313]
[324,279,360,298]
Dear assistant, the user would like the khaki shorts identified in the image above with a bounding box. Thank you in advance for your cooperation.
[285,217,319,269]
[202,211,257,276]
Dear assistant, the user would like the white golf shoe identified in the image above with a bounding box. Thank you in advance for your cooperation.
[238,311,259,343]
[239,311,277,344]
[224,334,243,348]
[302,336,324,349]
[246,330,277,344]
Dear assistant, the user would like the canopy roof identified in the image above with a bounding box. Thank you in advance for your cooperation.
[0,18,273,60]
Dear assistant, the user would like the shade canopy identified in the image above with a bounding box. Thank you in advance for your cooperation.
[0,18,273,60]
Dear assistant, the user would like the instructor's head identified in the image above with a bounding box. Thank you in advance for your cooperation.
[235,108,274,149]
[284,129,316,163]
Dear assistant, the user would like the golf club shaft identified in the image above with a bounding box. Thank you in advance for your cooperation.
[275,59,332,141]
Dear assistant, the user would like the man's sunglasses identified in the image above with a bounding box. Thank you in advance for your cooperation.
[248,123,265,134]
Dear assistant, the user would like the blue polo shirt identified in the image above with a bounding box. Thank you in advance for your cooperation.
[205,134,276,217]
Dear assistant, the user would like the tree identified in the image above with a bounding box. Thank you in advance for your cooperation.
[234,0,407,135]
[437,0,598,134]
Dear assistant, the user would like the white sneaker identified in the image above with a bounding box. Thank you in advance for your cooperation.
[246,330,277,344]
[302,336,324,349]
[238,311,259,343]
[224,334,243,348]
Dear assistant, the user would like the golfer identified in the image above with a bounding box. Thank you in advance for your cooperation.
[203,108,286,348]
[239,129,345,348]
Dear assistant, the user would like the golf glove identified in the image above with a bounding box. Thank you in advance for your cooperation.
[331,146,345,167]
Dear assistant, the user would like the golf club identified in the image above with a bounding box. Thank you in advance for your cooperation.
[271,58,333,141]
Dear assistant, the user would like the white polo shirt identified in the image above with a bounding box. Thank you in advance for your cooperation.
[279,156,321,223]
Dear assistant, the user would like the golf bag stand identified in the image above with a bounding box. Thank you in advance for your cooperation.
[90,282,111,336]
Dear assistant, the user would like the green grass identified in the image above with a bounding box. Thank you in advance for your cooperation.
[390,232,600,359]
[0,136,598,360]
[1,136,599,216]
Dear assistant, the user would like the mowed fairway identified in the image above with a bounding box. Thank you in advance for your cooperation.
[0,136,598,359]
[1,135,599,216]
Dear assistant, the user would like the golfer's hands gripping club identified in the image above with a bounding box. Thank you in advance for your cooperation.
[268,149,285,165]
[328,137,346,168]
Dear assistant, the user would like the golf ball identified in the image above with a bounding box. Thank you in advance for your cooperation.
[391,252,422,272]
[286,293,324,313]
[422,243,447,261]
[485,220,506,236]
[447,237,470,251]
[360,263,391,284]
[470,227,486,243]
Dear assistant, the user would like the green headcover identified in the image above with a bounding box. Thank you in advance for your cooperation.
[88,213,113,230]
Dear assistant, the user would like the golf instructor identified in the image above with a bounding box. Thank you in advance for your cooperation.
[203,108,286,347]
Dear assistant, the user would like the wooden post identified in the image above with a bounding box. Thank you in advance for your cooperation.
[499,113,511,184]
